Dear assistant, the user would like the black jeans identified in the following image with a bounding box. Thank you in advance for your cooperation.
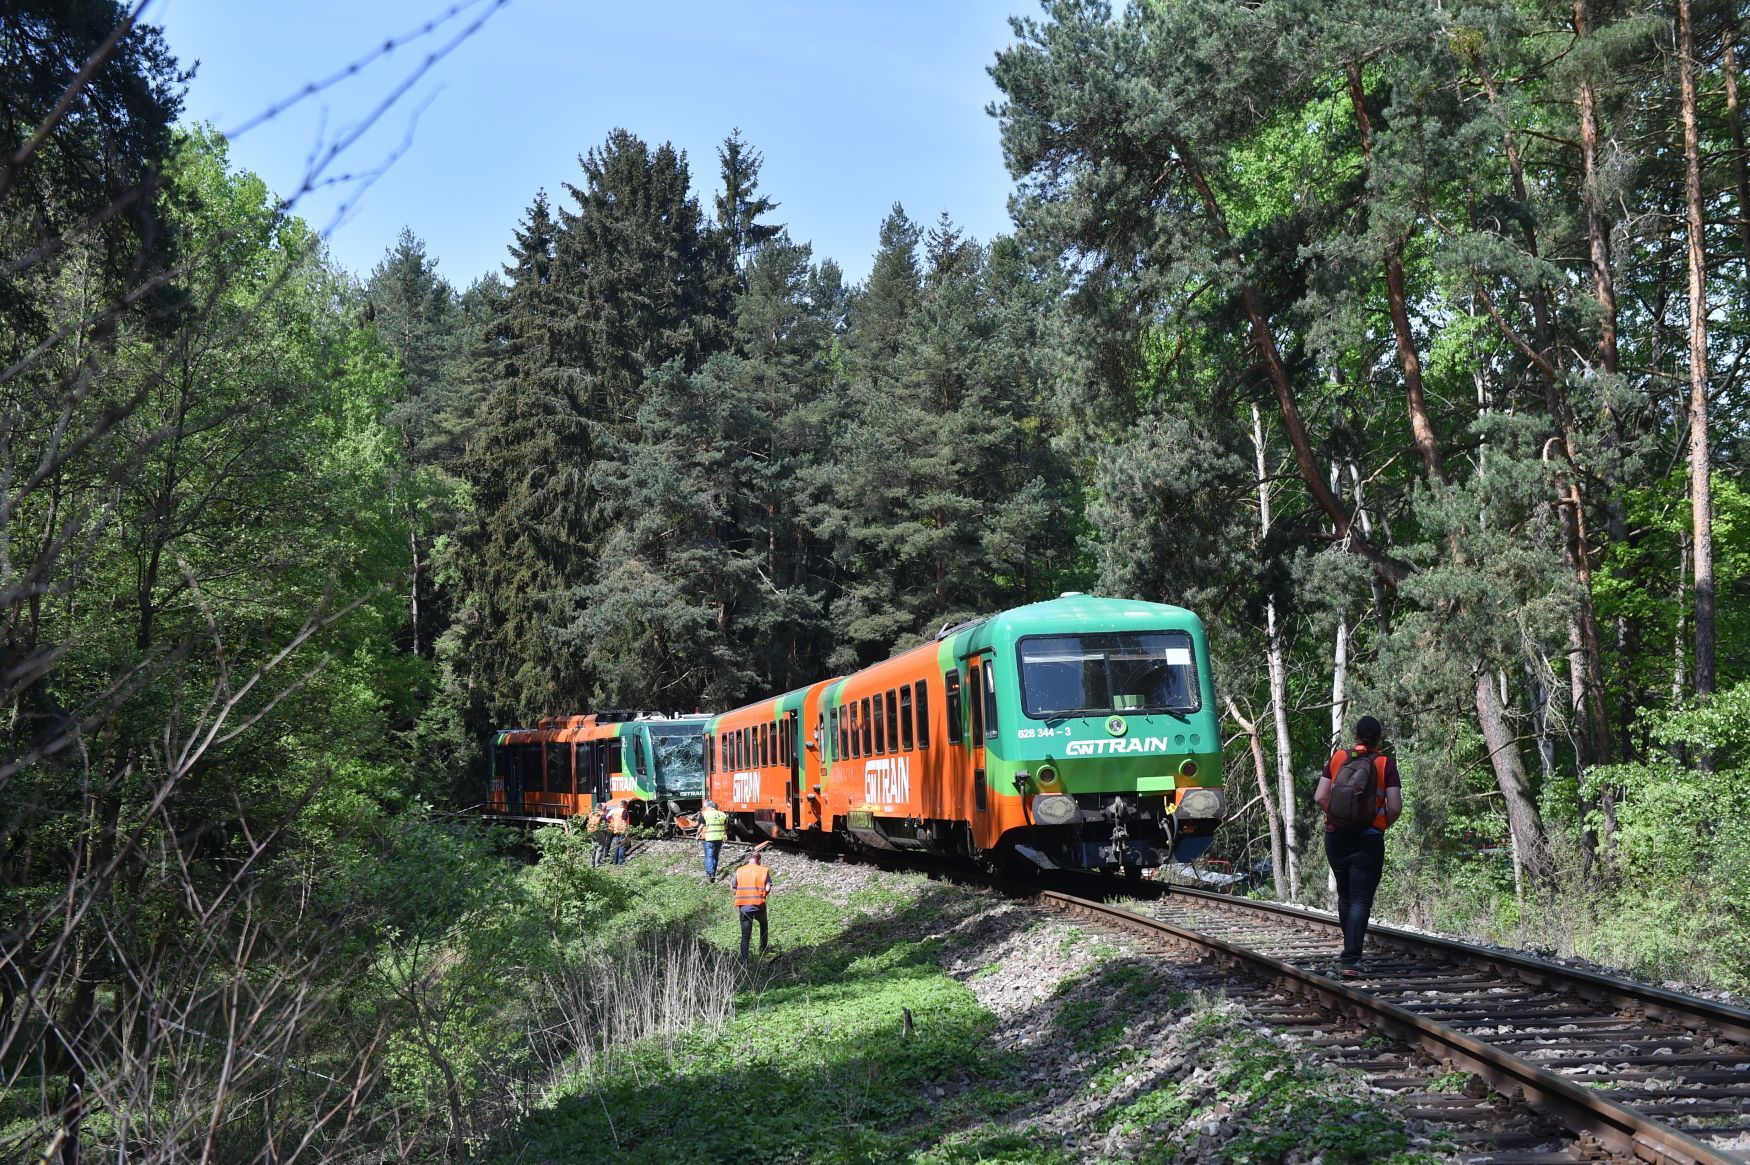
[1325,829,1385,963]
[738,905,767,960]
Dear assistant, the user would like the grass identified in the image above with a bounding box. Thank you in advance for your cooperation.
[485,852,1454,1165]
[491,859,1032,1164]
[1106,1017,1449,1165]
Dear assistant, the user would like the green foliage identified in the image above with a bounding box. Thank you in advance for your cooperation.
[1579,685,1750,990]
[502,886,1021,1165]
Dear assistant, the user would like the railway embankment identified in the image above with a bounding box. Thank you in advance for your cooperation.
[491,841,1458,1164]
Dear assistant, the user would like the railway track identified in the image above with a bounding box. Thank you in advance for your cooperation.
[1039,886,1750,1165]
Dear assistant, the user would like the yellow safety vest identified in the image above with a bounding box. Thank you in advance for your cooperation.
[701,808,728,841]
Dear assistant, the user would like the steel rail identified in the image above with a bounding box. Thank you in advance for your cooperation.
[1162,885,1750,1046]
[1039,890,1743,1165]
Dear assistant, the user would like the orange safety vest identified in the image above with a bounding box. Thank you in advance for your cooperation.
[1326,747,1391,831]
[733,865,771,909]
[609,806,630,834]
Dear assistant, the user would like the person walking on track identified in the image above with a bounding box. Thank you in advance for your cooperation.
[1313,715,1402,978]
[698,800,728,882]
[733,847,774,962]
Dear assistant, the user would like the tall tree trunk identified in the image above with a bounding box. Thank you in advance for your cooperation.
[1345,461,1391,637]
[1674,529,1690,704]
[1227,696,1286,897]
[1176,147,1403,585]
[1723,14,1750,273]
[1476,671,1553,895]
[1680,0,1716,697]
[1330,610,1349,754]
[1251,406,1297,897]
[1577,0,1620,379]
[409,518,423,657]
[1346,65,1444,482]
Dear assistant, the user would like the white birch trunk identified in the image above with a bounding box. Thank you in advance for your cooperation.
[1252,407,1298,897]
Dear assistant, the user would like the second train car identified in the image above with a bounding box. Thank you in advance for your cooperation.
[704,594,1226,874]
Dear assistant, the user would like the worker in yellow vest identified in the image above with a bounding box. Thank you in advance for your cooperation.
[697,800,729,883]
[732,848,774,961]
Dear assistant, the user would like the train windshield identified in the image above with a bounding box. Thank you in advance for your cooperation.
[1018,631,1199,719]
[649,725,706,799]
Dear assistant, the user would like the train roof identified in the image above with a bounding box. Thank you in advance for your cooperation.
[976,593,1199,637]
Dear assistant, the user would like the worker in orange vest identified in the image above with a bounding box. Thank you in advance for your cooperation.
[608,801,631,866]
[732,847,774,961]
[586,803,608,867]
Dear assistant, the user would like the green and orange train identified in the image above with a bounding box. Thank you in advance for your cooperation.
[705,594,1226,873]
[485,594,1227,874]
[486,712,711,830]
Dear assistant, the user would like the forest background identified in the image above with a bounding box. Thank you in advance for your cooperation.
[5,0,1750,1159]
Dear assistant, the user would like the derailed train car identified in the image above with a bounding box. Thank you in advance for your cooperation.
[705,594,1227,873]
[487,712,710,828]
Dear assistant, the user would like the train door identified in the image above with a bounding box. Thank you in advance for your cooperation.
[506,744,525,816]
[966,656,990,816]
[785,711,801,829]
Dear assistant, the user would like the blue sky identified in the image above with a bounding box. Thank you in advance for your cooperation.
[155,0,1031,289]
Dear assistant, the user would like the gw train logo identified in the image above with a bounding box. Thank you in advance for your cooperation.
[1064,736,1174,757]
[732,770,760,802]
[864,757,911,804]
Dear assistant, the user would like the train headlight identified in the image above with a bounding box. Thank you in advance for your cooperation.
[1036,764,1060,790]
[1174,787,1225,822]
[1178,758,1199,779]
[1032,793,1079,826]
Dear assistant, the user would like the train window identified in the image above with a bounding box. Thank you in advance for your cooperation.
[885,689,900,753]
[1016,630,1200,718]
[969,663,985,740]
[899,686,914,751]
[839,707,851,759]
[521,744,545,793]
[607,739,622,778]
[547,743,571,794]
[982,660,999,739]
[915,681,930,748]
[943,672,962,744]
[849,704,861,758]
[860,697,874,757]
[872,696,886,755]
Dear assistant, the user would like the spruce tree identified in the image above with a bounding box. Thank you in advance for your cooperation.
[450,192,586,721]
[715,128,783,271]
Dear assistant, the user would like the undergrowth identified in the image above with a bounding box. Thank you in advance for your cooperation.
[487,851,1454,1164]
